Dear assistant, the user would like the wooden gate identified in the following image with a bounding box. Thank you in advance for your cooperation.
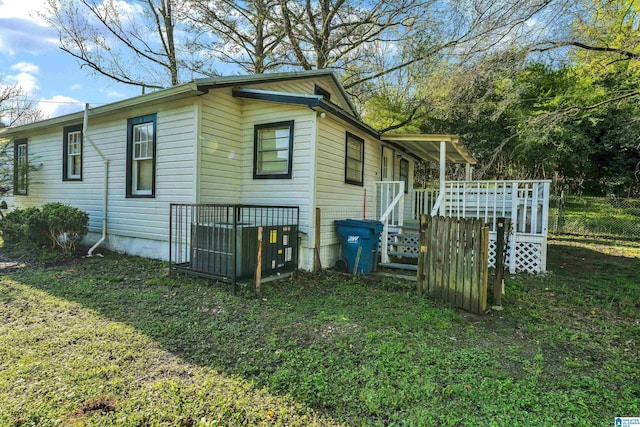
[416,215,489,314]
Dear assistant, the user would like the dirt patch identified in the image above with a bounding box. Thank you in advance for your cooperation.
[75,395,117,415]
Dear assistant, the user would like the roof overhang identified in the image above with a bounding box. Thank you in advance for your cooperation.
[197,69,359,117]
[380,134,477,165]
[1,81,203,138]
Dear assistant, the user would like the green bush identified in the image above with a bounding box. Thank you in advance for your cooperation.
[39,203,89,252]
[0,207,46,245]
[0,203,89,253]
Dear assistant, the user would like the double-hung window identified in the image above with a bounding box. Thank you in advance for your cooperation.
[126,114,156,197]
[345,132,364,186]
[13,139,28,195]
[253,121,294,179]
[63,124,82,180]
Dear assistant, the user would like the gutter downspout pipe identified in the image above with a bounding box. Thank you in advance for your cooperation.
[83,103,110,256]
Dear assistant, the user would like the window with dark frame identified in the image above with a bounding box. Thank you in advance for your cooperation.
[314,84,331,101]
[345,132,364,186]
[126,114,157,197]
[253,121,294,179]
[399,158,409,193]
[63,124,82,181]
[13,139,28,195]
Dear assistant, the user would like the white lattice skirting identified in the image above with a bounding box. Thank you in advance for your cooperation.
[384,231,546,274]
[489,232,546,274]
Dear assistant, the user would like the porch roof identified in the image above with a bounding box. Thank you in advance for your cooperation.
[380,134,477,165]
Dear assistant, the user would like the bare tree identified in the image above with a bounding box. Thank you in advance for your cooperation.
[42,0,191,90]
[277,0,423,72]
[186,0,288,74]
[0,83,43,127]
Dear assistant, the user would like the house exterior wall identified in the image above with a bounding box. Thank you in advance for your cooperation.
[237,100,317,270]
[242,75,354,114]
[7,74,410,272]
[314,115,382,269]
[12,98,198,259]
[198,88,319,270]
[198,88,242,204]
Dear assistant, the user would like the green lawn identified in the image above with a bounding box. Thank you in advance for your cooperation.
[551,196,640,239]
[0,238,639,426]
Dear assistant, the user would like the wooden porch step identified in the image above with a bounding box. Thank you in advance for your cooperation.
[388,241,419,249]
[401,220,420,231]
[388,251,419,259]
[378,262,418,271]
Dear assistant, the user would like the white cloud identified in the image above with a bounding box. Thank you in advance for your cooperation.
[38,95,83,119]
[11,62,39,75]
[71,84,83,90]
[0,0,48,24]
[107,90,127,99]
[0,0,57,54]
[8,72,38,92]
[6,62,39,93]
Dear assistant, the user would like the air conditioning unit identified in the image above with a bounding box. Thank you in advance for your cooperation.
[190,223,298,279]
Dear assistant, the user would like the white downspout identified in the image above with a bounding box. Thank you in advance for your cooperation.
[83,103,110,256]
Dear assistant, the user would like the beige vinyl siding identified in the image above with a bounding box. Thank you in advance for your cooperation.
[316,117,380,213]
[12,130,103,229]
[238,101,315,234]
[315,116,380,268]
[246,76,354,113]
[199,88,242,203]
[13,99,197,245]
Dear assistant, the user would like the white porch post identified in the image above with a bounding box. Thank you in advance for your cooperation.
[465,163,472,181]
[541,182,551,272]
[439,140,446,216]
[509,182,519,274]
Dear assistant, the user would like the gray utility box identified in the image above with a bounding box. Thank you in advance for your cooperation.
[190,223,298,279]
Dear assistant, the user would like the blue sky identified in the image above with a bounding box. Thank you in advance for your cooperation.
[0,0,142,120]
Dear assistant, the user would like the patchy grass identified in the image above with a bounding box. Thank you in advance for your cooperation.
[552,196,640,239]
[1,238,639,426]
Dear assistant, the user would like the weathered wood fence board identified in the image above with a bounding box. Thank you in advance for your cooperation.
[416,215,489,314]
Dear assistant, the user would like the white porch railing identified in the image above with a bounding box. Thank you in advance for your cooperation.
[375,181,405,264]
[412,180,551,274]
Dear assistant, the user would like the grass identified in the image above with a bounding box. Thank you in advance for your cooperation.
[551,196,640,239]
[0,238,639,426]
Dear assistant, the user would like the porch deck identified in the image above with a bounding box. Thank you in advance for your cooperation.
[376,180,551,274]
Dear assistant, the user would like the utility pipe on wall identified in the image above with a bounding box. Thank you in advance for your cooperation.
[82,103,110,256]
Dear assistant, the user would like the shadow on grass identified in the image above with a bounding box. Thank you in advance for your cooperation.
[2,238,639,425]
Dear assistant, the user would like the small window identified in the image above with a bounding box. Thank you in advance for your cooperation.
[63,124,82,181]
[13,139,28,195]
[253,121,294,179]
[126,114,156,197]
[399,158,409,193]
[314,84,331,101]
[345,132,364,186]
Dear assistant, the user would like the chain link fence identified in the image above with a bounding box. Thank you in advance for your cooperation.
[549,195,640,240]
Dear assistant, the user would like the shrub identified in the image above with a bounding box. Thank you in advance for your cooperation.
[0,203,89,253]
[38,203,89,253]
[0,207,46,245]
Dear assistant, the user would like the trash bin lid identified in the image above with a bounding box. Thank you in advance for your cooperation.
[334,219,384,234]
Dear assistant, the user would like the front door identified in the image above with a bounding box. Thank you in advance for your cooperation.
[381,146,394,181]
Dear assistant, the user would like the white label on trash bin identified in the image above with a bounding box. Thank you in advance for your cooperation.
[347,235,359,243]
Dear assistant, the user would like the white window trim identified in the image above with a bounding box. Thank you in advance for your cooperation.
[67,130,82,180]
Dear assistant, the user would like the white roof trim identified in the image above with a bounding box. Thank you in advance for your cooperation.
[380,134,477,164]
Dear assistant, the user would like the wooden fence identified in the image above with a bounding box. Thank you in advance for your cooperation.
[416,215,490,314]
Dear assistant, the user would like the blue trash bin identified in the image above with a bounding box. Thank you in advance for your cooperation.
[335,219,384,274]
